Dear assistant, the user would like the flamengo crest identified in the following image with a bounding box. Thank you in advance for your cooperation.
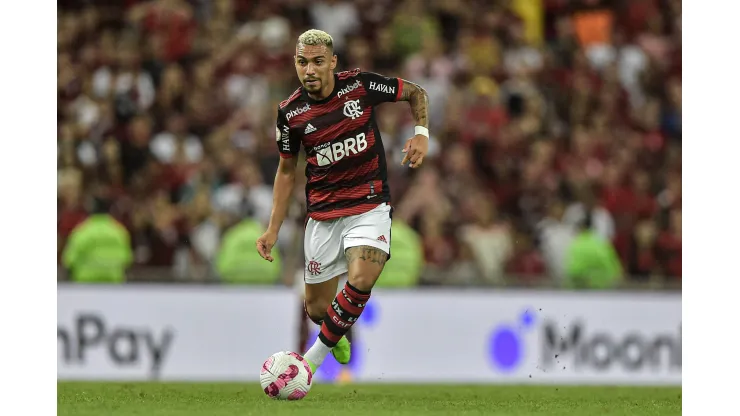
[343,99,363,120]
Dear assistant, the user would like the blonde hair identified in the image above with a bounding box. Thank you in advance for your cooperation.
[297,29,334,51]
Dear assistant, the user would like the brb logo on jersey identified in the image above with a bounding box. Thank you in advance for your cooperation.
[286,103,310,120]
[314,133,368,166]
[337,80,361,98]
[343,100,364,120]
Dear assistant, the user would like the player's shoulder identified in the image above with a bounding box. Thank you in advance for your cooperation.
[278,87,305,110]
[337,68,362,81]
[336,68,391,82]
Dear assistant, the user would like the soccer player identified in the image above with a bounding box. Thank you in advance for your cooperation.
[256,29,430,374]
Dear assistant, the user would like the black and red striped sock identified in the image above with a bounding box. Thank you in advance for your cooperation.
[319,282,370,348]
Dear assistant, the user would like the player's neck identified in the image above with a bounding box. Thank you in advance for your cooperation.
[307,74,335,101]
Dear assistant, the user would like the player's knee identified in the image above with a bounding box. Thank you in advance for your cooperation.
[304,298,329,325]
[347,272,380,293]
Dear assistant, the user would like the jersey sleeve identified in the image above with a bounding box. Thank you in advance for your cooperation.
[359,72,403,106]
[275,107,300,158]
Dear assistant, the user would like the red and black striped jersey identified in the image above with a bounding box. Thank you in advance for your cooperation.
[276,69,403,221]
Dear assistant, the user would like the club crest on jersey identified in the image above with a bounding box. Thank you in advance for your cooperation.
[286,103,310,120]
[337,80,362,98]
[369,81,395,95]
[343,99,364,120]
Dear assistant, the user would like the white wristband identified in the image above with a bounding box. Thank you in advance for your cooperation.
[414,126,429,138]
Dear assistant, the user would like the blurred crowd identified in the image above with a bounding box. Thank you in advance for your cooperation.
[58,0,681,287]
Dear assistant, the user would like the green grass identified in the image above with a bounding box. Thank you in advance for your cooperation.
[58,382,681,416]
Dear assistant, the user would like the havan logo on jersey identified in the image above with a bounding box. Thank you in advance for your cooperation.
[369,81,396,95]
[337,80,362,99]
[275,125,289,141]
[286,103,311,120]
[276,125,291,152]
[314,133,368,167]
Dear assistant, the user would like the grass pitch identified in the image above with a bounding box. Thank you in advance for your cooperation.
[58,382,681,416]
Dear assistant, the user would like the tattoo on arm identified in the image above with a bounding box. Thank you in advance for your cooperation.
[345,246,388,267]
[398,80,429,128]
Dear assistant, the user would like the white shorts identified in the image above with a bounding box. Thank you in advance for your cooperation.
[293,270,347,297]
[303,203,392,285]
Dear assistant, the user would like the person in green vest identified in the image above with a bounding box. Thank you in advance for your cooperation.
[565,213,623,289]
[217,217,281,284]
[390,2,441,58]
[62,198,133,283]
[375,219,424,288]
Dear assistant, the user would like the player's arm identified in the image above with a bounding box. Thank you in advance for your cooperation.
[257,108,301,262]
[267,156,298,237]
[397,79,430,168]
[359,72,430,167]
[397,79,429,130]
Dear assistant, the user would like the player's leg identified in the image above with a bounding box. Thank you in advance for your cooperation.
[294,270,310,352]
[303,275,352,365]
[304,204,391,371]
[303,276,339,326]
[297,297,309,353]
[334,275,355,383]
[301,216,352,368]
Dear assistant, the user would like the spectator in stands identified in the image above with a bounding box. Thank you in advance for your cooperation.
[458,195,513,285]
[626,219,661,282]
[565,213,623,289]
[216,217,281,284]
[537,198,576,284]
[564,184,615,241]
[657,207,681,281]
[150,113,204,165]
[308,0,360,54]
[62,196,133,283]
[58,168,87,263]
[375,219,424,288]
[211,158,273,227]
[505,229,546,286]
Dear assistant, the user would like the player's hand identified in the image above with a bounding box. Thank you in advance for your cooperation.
[401,134,429,168]
[256,231,278,262]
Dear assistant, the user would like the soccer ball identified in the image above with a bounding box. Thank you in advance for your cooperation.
[260,351,313,400]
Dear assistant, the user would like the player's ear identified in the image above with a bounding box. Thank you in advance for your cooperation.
[331,54,337,70]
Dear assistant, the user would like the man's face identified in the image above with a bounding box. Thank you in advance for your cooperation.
[295,44,336,95]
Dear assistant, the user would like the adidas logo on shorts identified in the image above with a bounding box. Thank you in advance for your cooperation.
[304,123,317,134]
[377,235,387,243]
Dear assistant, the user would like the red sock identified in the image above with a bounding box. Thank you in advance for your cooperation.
[319,282,370,347]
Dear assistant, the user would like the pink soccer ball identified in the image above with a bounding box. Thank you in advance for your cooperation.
[260,351,313,400]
